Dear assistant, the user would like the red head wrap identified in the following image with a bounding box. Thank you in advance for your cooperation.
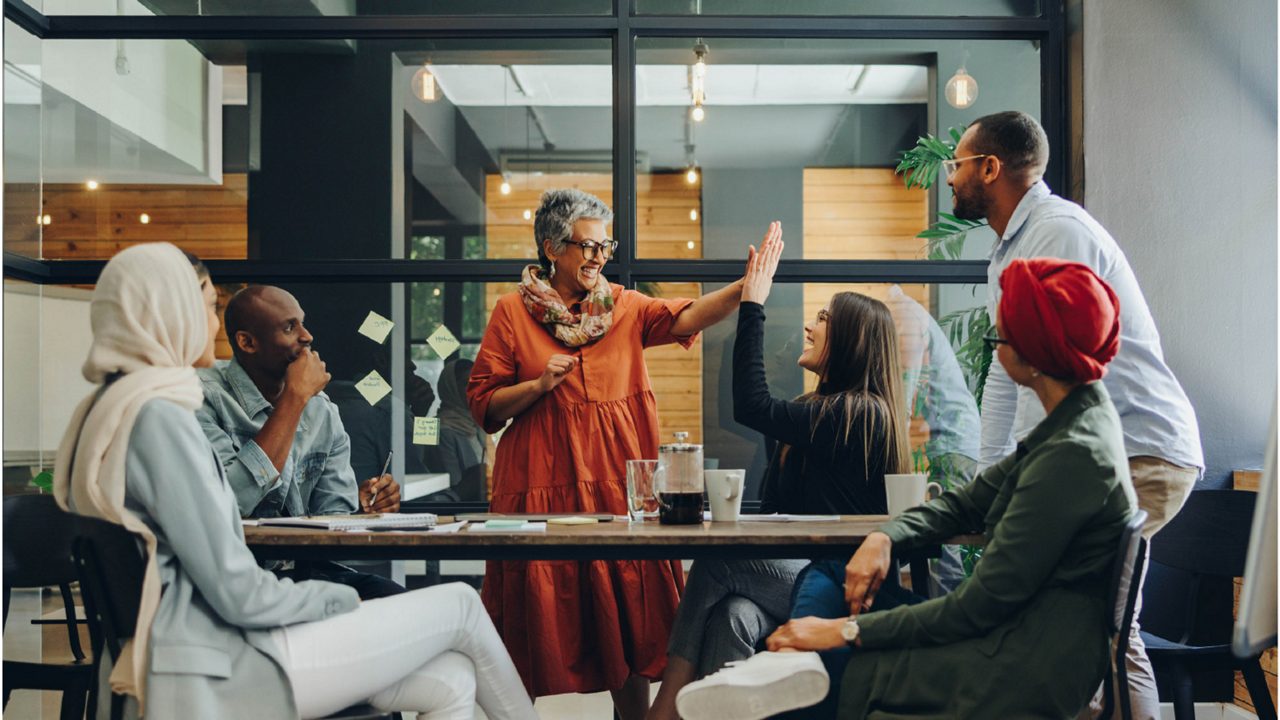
[998,258,1121,383]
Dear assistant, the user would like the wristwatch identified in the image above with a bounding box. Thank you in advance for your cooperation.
[841,617,860,645]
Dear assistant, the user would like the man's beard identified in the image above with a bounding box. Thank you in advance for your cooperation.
[951,182,990,221]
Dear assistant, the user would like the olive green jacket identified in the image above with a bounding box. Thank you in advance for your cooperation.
[842,382,1137,719]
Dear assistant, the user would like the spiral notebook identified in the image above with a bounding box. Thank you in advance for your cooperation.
[257,512,438,531]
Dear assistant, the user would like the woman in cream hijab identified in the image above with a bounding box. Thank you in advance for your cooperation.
[56,243,537,720]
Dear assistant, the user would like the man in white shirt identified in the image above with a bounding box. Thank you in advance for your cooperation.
[947,110,1203,719]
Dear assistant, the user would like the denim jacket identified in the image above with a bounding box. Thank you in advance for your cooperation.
[93,397,359,720]
[196,359,357,518]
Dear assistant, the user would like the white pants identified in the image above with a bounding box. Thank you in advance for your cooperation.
[269,583,538,720]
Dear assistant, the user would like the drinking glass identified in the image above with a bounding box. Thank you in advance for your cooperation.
[626,459,661,522]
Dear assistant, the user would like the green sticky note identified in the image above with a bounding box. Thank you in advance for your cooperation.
[357,311,395,344]
[355,370,392,406]
[427,325,461,359]
[413,417,440,446]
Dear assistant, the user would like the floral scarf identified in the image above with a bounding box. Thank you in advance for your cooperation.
[518,264,614,347]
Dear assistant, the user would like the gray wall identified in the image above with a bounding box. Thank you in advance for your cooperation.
[1082,0,1277,487]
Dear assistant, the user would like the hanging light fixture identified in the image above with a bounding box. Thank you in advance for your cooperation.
[522,209,533,221]
[689,209,698,222]
[685,166,700,185]
[689,41,709,123]
[500,174,512,195]
[85,180,99,190]
[139,213,151,224]
[944,50,978,109]
[411,60,440,104]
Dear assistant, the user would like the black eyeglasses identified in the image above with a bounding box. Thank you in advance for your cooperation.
[982,329,1010,351]
[564,238,618,261]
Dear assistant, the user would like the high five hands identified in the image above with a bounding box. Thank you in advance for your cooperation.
[741,221,784,305]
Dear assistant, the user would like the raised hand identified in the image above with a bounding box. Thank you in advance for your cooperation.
[284,348,331,401]
[844,531,893,615]
[741,221,784,305]
[538,354,579,393]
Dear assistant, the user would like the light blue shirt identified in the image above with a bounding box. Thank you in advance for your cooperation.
[196,359,358,518]
[980,181,1204,473]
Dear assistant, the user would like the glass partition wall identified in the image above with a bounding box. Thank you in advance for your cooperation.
[2,1,1063,512]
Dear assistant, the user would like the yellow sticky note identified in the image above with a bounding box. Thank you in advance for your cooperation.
[357,311,395,344]
[413,417,440,446]
[427,325,460,359]
[355,370,392,406]
[547,516,599,525]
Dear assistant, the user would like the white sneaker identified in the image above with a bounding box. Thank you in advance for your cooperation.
[675,651,829,720]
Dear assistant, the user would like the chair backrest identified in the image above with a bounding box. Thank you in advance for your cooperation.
[4,494,82,590]
[1149,489,1256,577]
[72,515,145,665]
[1108,509,1149,635]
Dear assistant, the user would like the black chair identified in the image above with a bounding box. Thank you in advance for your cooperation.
[2,494,94,720]
[1100,509,1148,720]
[72,515,398,720]
[1140,489,1276,720]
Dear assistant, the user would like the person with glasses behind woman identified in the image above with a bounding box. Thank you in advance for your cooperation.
[648,225,912,720]
[467,188,758,719]
[676,258,1137,720]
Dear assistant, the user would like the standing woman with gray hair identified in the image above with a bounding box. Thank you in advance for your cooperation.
[468,189,766,718]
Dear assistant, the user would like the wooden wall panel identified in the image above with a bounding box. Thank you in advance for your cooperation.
[37,174,249,260]
[483,173,703,446]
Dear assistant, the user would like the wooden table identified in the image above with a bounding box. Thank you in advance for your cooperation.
[244,516,984,575]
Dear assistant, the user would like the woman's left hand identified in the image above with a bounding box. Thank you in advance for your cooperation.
[740,221,784,305]
[765,616,848,652]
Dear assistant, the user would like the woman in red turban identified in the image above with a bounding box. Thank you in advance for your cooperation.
[675,258,1141,720]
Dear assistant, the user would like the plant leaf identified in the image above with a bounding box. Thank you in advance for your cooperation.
[31,471,53,492]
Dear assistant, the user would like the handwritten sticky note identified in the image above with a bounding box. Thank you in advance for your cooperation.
[413,417,440,446]
[355,370,392,406]
[426,325,460,359]
[357,311,395,344]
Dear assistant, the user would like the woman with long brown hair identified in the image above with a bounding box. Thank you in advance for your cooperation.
[648,226,911,720]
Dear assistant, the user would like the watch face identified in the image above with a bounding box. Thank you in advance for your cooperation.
[841,620,859,642]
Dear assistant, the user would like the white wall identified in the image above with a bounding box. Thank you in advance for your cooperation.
[1082,0,1277,485]
[3,284,95,462]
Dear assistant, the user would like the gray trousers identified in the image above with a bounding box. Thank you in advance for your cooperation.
[667,558,810,678]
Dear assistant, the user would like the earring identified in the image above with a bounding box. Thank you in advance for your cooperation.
[1030,369,1041,378]
[548,263,556,279]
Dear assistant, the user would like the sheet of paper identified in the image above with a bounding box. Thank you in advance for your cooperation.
[412,417,440,445]
[357,311,395,344]
[427,325,461,359]
[355,370,392,406]
[469,521,547,533]
[430,521,468,534]
[547,516,599,525]
[738,514,842,522]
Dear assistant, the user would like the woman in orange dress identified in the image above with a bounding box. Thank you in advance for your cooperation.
[467,188,771,718]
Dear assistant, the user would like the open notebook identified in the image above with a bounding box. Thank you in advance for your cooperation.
[257,513,438,531]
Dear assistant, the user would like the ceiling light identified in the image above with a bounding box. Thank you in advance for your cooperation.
[945,67,978,109]
[686,240,696,250]
[689,209,698,221]
[432,287,441,297]
[685,167,700,185]
[500,177,512,195]
[40,214,51,225]
[690,104,705,122]
[522,209,533,221]
[690,41,709,106]
[139,213,151,224]
[412,62,439,103]
[86,180,99,190]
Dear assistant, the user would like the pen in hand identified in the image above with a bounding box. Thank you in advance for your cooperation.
[368,450,393,513]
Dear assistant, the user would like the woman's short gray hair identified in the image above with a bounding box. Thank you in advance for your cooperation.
[533,188,614,270]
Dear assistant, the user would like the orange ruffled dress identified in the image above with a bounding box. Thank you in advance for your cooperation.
[467,284,696,697]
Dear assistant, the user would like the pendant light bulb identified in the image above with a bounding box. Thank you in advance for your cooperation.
[522,209,533,221]
[691,104,706,123]
[944,67,979,109]
[685,166,700,185]
[412,62,440,104]
[500,173,512,195]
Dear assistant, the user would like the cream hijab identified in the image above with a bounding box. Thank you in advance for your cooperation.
[53,242,207,712]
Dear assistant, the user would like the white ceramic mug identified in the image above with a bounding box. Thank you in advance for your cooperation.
[705,469,745,522]
[885,473,942,517]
